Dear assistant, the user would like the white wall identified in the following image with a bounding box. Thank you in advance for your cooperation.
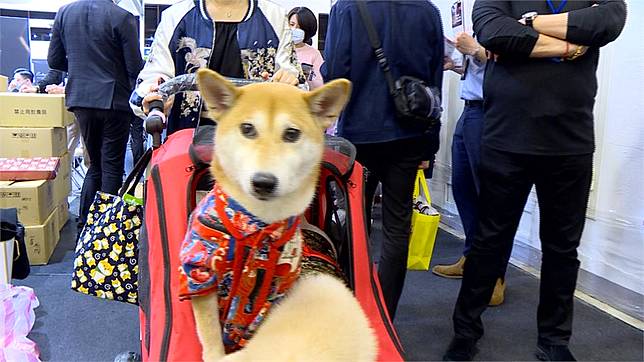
[430,0,644,315]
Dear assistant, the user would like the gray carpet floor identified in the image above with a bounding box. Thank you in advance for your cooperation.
[13,207,643,361]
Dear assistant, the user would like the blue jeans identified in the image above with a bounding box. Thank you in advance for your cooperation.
[451,103,484,256]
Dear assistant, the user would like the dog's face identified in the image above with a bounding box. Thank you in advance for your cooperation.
[197,69,351,222]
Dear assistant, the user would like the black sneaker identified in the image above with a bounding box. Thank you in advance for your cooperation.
[443,337,478,361]
[535,343,577,361]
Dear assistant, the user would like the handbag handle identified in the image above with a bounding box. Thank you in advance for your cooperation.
[119,148,153,197]
[413,169,432,205]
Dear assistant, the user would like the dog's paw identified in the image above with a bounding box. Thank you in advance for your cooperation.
[217,350,245,362]
[202,348,226,362]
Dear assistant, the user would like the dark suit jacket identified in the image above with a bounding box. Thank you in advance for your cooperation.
[48,0,143,112]
[36,69,64,93]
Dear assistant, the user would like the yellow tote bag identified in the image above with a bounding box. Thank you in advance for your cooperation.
[407,170,440,270]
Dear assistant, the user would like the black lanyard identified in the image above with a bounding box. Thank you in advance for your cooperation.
[546,0,567,14]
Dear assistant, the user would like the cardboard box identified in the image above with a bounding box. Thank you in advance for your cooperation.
[0,127,67,158]
[24,208,59,265]
[0,75,7,93]
[55,200,69,231]
[0,236,14,284]
[52,152,71,204]
[0,157,60,181]
[0,179,54,225]
[0,93,74,127]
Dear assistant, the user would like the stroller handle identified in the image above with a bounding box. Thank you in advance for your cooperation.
[144,74,264,148]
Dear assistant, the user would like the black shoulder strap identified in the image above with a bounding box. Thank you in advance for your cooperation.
[356,1,398,96]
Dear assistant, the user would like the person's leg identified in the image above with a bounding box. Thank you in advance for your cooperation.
[452,111,480,251]
[355,143,383,235]
[534,153,592,350]
[100,110,131,195]
[130,115,145,164]
[434,105,485,280]
[432,112,475,279]
[74,108,103,227]
[67,117,81,156]
[376,137,425,320]
[461,104,507,307]
[448,147,533,355]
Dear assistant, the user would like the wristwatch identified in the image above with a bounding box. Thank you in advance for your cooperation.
[522,11,538,28]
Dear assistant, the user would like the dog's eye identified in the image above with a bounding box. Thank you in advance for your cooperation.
[240,123,257,139]
[282,128,301,143]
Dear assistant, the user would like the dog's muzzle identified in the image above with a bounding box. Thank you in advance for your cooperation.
[251,173,278,200]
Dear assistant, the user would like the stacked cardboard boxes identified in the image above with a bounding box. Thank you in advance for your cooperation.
[0,93,74,265]
[0,75,7,92]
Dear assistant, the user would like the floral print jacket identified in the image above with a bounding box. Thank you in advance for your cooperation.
[130,0,300,135]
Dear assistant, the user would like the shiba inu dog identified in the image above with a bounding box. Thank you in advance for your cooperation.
[182,69,377,362]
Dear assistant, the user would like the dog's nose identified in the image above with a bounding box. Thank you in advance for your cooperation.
[251,173,278,197]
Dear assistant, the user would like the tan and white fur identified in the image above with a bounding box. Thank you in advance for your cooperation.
[191,69,377,362]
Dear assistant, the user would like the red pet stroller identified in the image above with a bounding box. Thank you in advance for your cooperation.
[137,76,405,361]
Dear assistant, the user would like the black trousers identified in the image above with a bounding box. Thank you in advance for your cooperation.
[130,115,146,164]
[74,108,131,225]
[453,145,592,345]
[356,136,427,320]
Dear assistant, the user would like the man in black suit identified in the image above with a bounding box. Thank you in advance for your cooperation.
[48,0,143,230]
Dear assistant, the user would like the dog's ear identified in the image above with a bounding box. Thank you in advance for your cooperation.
[305,79,352,129]
[196,69,240,118]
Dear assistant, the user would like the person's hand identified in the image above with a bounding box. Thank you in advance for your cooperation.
[142,78,174,115]
[419,160,430,169]
[7,79,18,92]
[20,85,38,93]
[443,56,455,71]
[272,68,298,86]
[455,32,480,56]
[487,51,500,62]
[45,84,65,94]
[566,43,589,60]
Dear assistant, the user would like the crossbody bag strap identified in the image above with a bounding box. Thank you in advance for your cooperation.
[356,1,398,96]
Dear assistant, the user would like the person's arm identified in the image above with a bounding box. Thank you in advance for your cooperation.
[321,4,352,81]
[129,11,176,119]
[117,13,144,90]
[272,14,299,84]
[565,0,626,47]
[455,32,487,64]
[529,34,576,58]
[529,13,568,40]
[472,0,540,58]
[36,70,64,93]
[308,49,325,89]
[429,7,444,98]
[47,10,68,72]
[530,1,626,46]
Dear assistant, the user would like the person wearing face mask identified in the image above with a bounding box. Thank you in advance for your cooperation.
[288,7,324,90]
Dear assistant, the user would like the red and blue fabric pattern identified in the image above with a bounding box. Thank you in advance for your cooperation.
[179,183,302,353]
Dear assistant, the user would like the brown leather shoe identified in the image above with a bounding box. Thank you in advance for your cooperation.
[432,256,466,279]
[488,278,506,306]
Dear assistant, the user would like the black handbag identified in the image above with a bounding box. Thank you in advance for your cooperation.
[1,208,30,280]
[356,1,442,129]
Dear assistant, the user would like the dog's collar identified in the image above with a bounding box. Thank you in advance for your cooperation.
[211,183,300,245]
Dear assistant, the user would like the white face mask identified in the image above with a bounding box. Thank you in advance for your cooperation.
[291,28,305,44]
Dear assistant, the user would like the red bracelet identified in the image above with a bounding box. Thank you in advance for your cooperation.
[563,42,570,60]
